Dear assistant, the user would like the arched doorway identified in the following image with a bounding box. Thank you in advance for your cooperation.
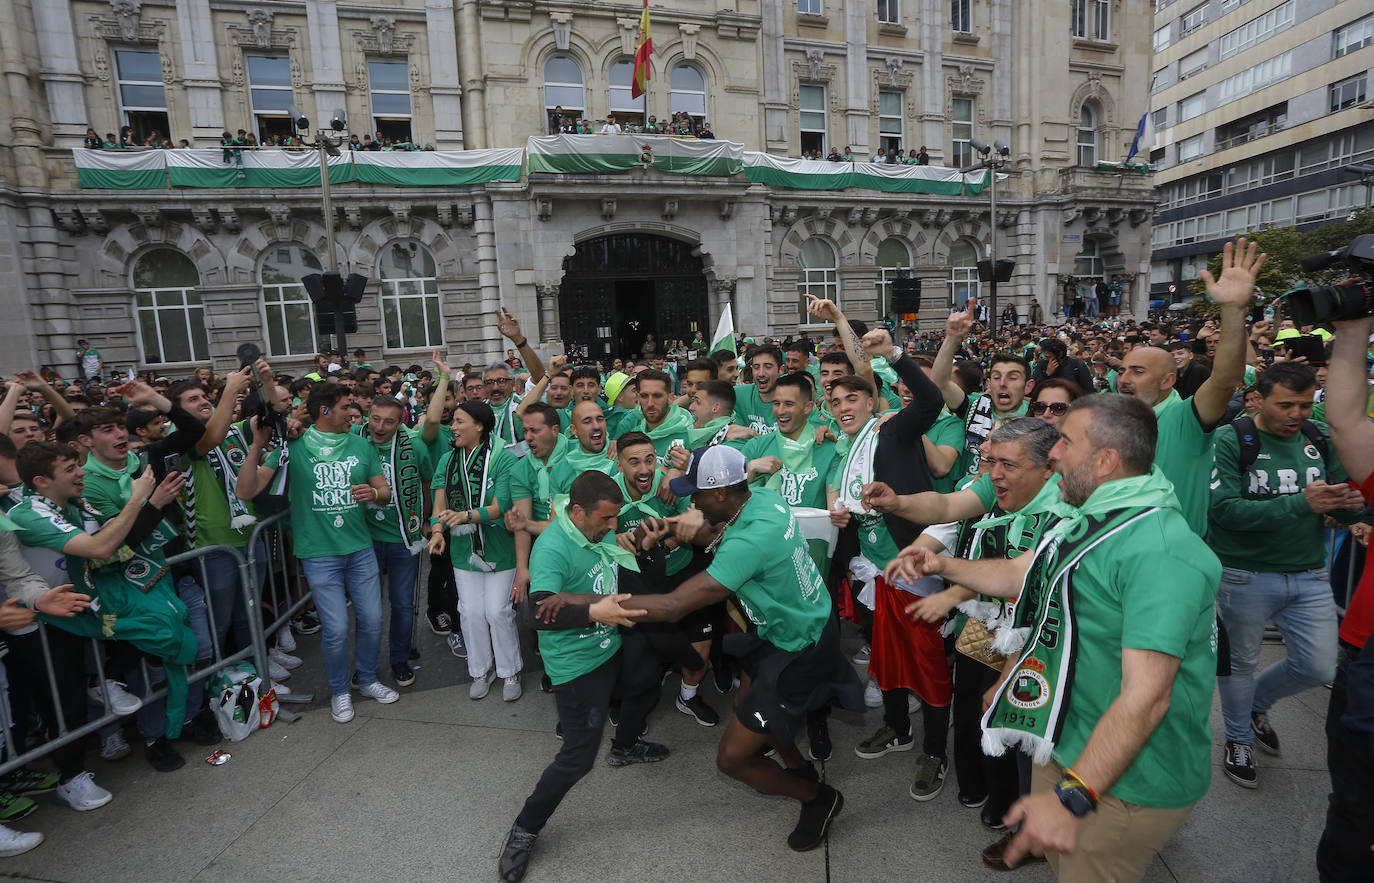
[558,233,709,359]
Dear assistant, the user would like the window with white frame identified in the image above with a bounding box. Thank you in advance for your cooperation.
[1178,133,1205,162]
[1072,0,1110,40]
[1179,91,1207,122]
[544,55,585,132]
[951,96,974,168]
[114,50,168,145]
[878,0,900,25]
[1073,239,1103,278]
[133,249,208,365]
[1330,73,1368,112]
[797,237,838,323]
[260,244,323,357]
[1217,50,1293,103]
[1220,1,1294,59]
[378,241,443,350]
[1151,108,1169,131]
[878,91,903,155]
[947,240,980,307]
[798,0,822,15]
[608,58,645,128]
[246,54,294,142]
[1335,15,1374,58]
[952,0,972,33]
[1180,3,1208,36]
[670,64,708,126]
[1153,24,1171,52]
[800,84,827,155]
[368,60,412,143]
[875,239,911,316]
[1077,105,1098,166]
[1179,47,1208,80]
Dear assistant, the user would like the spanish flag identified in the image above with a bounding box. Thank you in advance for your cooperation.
[631,0,653,100]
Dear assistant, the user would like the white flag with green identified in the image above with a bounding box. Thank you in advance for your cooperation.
[711,304,736,357]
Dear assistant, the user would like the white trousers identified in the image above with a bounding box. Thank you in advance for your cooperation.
[453,567,522,679]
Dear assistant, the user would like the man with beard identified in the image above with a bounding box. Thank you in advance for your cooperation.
[933,307,1031,478]
[508,402,570,607]
[893,395,1219,882]
[619,370,694,467]
[733,345,784,435]
[549,400,616,494]
[742,373,837,509]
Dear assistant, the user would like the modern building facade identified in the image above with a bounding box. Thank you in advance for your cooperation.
[0,0,1156,376]
[1147,0,1372,303]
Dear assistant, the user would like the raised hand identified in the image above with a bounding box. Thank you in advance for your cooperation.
[1200,237,1266,310]
[149,471,186,508]
[130,468,157,502]
[496,307,524,342]
[110,380,159,406]
[860,328,896,360]
[805,294,843,323]
[432,349,452,376]
[548,353,568,374]
[946,306,974,339]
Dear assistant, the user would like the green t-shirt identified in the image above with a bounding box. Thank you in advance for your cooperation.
[8,495,87,593]
[732,384,778,435]
[510,436,569,523]
[285,428,384,559]
[613,470,692,576]
[1053,507,1220,809]
[741,432,838,509]
[186,422,280,549]
[528,518,622,684]
[1207,419,1349,571]
[926,409,967,494]
[420,424,455,472]
[705,489,830,651]
[1151,392,1214,536]
[433,443,517,572]
[362,426,432,545]
[954,393,1029,478]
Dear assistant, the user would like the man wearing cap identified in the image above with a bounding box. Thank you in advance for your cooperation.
[601,444,865,853]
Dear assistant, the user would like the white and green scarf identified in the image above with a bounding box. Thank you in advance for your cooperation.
[205,424,257,536]
[686,415,731,449]
[552,495,640,573]
[372,428,425,552]
[491,394,526,457]
[979,468,1180,765]
[764,430,817,499]
[836,416,879,514]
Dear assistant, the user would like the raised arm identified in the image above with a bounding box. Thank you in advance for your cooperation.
[517,353,566,420]
[1193,238,1265,428]
[498,308,544,384]
[59,469,157,561]
[195,367,253,455]
[806,294,876,389]
[235,415,279,500]
[1327,316,1374,484]
[16,371,76,427]
[933,307,974,411]
[422,350,451,446]
[862,481,989,527]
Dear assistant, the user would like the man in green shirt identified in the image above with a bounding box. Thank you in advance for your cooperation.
[742,373,837,508]
[932,307,1031,478]
[896,394,1220,881]
[237,382,400,724]
[617,370,694,467]
[733,344,784,435]
[508,401,569,605]
[549,400,617,494]
[498,471,669,883]
[76,339,102,381]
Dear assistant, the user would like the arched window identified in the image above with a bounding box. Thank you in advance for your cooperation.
[670,64,707,127]
[544,55,585,133]
[133,248,207,365]
[797,237,838,325]
[875,238,911,317]
[260,244,323,356]
[1077,104,1098,166]
[947,239,980,307]
[378,241,442,351]
[608,58,644,128]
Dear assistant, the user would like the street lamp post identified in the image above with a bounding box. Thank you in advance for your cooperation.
[966,138,1012,324]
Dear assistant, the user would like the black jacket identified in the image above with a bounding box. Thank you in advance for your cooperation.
[874,353,946,550]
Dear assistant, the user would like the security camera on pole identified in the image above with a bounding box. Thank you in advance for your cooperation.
[290,105,368,369]
[964,139,1014,324]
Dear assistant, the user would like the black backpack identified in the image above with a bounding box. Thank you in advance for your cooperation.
[1230,415,1328,472]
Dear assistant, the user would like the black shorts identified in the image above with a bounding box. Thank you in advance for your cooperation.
[728,617,863,743]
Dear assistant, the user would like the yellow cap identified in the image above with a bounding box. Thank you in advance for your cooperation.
[603,371,632,407]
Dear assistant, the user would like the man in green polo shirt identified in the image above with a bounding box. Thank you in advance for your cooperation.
[932,309,1032,478]
[549,400,617,494]
[497,471,669,883]
[742,373,837,508]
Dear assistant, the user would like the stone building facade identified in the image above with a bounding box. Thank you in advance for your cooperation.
[0,0,1156,376]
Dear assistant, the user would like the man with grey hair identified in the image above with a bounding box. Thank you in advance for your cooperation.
[890,394,1221,881]
[484,361,526,457]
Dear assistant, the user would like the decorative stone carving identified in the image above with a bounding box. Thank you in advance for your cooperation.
[247,9,274,49]
[1105,207,1124,226]
[86,212,110,235]
[53,208,85,235]
[1128,208,1150,227]
[536,197,553,222]
[456,202,475,227]
[719,200,734,221]
[290,57,303,88]
[815,207,832,222]
[134,208,164,229]
[371,16,396,54]
[266,205,291,239]
[94,49,111,82]
[997,210,1019,228]
[712,276,737,301]
[805,49,826,80]
[884,57,904,88]
[410,63,422,91]
[352,20,414,55]
[601,198,617,222]
[617,18,639,57]
[91,2,163,43]
[1062,207,1082,225]
[780,205,798,225]
[228,14,294,49]
[191,206,217,234]
[343,204,363,230]
[110,0,142,42]
[679,24,700,61]
[436,204,453,228]
[661,200,679,221]
[847,207,863,226]
[231,55,245,87]
[218,208,241,233]
[550,13,572,51]
[388,202,411,225]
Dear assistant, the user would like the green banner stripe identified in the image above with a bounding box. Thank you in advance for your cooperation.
[650,155,743,176]
[526,152,640,174]
[742,166,852,190]
[351,164,523,186]
[846,172,988,195]
[75,168,166,189]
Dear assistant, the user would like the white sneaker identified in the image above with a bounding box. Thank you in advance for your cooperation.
[87,680,142,715]
[269,680,291,696]
[268,659,291,681]
[469,669,496,699]
[99,730,131,761]
[0,824,42,857]
[358,681,399,705]
[274,628,296,653]
[55,771,112,812]
[864,677,883,708]
[269,648,302,670]
[330,693,355,723]
[502,675,523,702]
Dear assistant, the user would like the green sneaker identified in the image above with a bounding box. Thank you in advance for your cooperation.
[854,725,914,759]
[909,752,948,801]
[0,768,59,796]
[0,790,36,822]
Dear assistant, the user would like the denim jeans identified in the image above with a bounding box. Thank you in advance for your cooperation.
[373,540,420,666]
[300,548,383,696]
[195,541,264,657]
[1217,567,1338,744]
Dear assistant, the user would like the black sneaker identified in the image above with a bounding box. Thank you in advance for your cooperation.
[958,791,989,809]
[540,673,552,693]
[675,693,720,727]
[787,783,844,851]
[175,711,222,746]
[292,610,322,635]
[1224,740,1258,788]
[145,737,185,773]
[608,701,621,728]
[392,662,415,687]
[0,768,59,796]
[980,803,1007,831]
[909,753,947,801]
[1250,711,1280,755]
[498,825,537,882]
[712,662,735,694]
[554,721,562,740]
[427,611,453,636]
[607,740,670,767]
[807,717,833,762]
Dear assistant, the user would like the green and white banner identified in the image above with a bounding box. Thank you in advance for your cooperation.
[166,149,357,188]
[73,149,166,189]
[526,134,743,177]
[351,148,524,186]
[742,152,993,194]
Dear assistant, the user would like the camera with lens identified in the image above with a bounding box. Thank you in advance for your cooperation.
[1284,234,1374,327]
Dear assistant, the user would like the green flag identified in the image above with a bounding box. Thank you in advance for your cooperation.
[711,304,736,357]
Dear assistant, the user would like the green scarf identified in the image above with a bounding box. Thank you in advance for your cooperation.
[614,468,665,524]
[686,415,731,449]
[552,495,640,573]
[372,427,425,550]
[980,468,1179,765]
[82,451,137,501]
[764,430,816,496]
[563,441,617,476]
[635,405,694,444]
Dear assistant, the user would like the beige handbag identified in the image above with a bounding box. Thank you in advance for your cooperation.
[955,617,1007,672]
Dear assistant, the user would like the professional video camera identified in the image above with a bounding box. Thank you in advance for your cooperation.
[1285,234,1374,326]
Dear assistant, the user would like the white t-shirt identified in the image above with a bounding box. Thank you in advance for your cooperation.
[600,123,622,135]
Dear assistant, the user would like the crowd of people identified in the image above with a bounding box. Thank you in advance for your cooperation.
[0,239,1370,883]
[546,108,717,139]
[81,126,435,155]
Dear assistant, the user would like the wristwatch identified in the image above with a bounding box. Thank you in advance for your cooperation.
[1054,780,1097,818]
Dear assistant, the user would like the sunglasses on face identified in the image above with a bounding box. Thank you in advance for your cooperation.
[1029,401,1069,416]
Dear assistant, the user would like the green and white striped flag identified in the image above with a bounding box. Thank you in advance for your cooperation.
[711,304,736,358]
[526,134,743,177]
[72,149,166,189]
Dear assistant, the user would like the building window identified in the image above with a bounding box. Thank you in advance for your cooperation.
[544,55,585,132]
[246,54,294,142]
[799,0,822,15]
[368,60,412,143]
[1220,1,1294,59]
[1179,47,1208,80]
[1335,15,1374,58]
[1330,74,1368,112]
[1073,239,1103,278]
[797,237,838,324]
[608,59,645,128]
[878,0,900,25]
[952,0,972,33]
[377,241,442,351]
[114,50,169,146]
[875,239,911,317]
[1153,24,1171,52]
[1179,91,1207,122]
[1180,3,1208,36]
[947,240,980,307]
[951,97,974,168]
[1217,50,1293,104]
[1072,0,1109,40]
[1178,133,1204,162]
[800,84,827,155]
[1151,108,1169,131]
[260,244,323,357]
[670,64,707,127]
[1077,105,1098,166]
[878,91,903,155]
[133,249,208,365]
